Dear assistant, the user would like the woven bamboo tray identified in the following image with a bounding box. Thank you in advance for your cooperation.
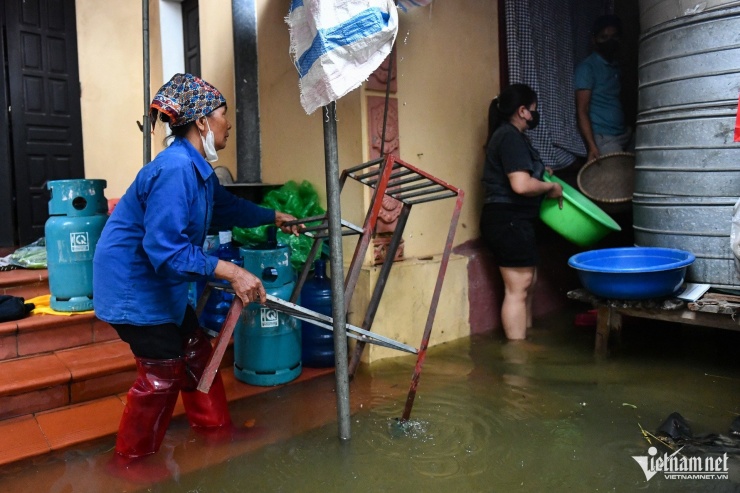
[577,152,635,211]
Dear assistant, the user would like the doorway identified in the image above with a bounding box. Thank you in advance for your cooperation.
[0,0,84,248]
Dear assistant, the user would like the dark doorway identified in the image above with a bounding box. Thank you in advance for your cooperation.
[182,0,200,77]
[0,0,84,247]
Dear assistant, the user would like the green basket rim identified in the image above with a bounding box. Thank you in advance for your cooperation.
[543,174,621,231]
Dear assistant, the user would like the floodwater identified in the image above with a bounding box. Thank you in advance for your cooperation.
[1,310,739,492]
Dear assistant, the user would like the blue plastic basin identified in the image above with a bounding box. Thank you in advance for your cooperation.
[568,247,695,300]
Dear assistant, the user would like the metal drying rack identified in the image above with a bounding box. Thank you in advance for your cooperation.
[198,154,464,421]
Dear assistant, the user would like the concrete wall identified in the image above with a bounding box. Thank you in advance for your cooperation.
[387,1,498,257]
[348,255,470,362]
[198,0,238,171]
[76,0,160,199]
[347,1,500,363]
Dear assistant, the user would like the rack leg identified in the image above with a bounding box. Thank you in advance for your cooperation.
[594,306,620,358]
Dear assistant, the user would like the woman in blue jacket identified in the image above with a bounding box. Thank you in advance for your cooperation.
[93,73,300,461]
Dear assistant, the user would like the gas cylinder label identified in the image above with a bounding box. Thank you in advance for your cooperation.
[70,232,90,252]
[260,308,279,327]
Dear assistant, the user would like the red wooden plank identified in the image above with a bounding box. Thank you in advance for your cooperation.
[196,297,243,393]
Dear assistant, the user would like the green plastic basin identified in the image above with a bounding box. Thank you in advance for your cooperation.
[539,174,621,247]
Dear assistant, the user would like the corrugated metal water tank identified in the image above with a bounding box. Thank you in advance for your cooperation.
[639,0,740,31]
[634,2,740,289]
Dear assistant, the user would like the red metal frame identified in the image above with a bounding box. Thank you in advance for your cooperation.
[289,154,464,420]
[198,154,465,421]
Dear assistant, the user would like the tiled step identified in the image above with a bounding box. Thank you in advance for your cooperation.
[0,365,334,466]
[0,337,237,421]
[0,339,135,420]
[0,268,49,300]
[0,268,117,362]
[0,311,119,361]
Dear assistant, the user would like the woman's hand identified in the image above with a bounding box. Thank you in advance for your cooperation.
[547,182,564,210]
[275,211,302,236]
[214,260,266,305]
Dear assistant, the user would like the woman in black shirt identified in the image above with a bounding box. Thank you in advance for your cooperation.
[480,84,563,340]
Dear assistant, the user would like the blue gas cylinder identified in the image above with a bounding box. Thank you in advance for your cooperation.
[45,179,108,312]
[199,231,242,338]
[234,228,301,386]
[300,259,335,367]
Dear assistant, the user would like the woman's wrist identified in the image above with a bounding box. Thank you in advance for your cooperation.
[214,259,239,282]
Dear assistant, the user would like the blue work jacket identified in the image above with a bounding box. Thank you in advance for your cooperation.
[92,137,275,326]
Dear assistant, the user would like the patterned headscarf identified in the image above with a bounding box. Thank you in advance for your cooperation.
[149,73,226,128]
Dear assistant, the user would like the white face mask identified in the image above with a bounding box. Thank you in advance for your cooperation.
[200,118,219,162]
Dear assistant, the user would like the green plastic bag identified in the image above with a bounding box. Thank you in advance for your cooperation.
[10,238,47,269]
[233,180,327,271]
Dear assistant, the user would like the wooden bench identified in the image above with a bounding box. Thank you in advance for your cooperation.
[568,289,740,357]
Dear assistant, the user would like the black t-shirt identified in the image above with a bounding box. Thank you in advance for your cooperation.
[481,122,546,216]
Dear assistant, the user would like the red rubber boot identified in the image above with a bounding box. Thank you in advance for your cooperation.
[115,357,184,458]
[180,328,232,428]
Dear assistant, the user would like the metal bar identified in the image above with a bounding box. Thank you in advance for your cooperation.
[309,230,363,239]
[287,217,363,235]
[322,102,351,440]
[301,224,329,233]
[388,180,439,196]
[405,191,458,205]
[197,297,244,393]
[344,157,386,174]
[393,184,446,201]
[288,314,413,352]
[382,173,427,188]
[283,214,326,225]
[388,158,461,193]
[348,203,411,377]
[286,313,416,354]
[350,161,398,181]
[356,166,411,186]
[306,219,363,234]
[379,43,395,157]
[390,166,425,186]
[401,191,464,421]
[290,238,323,304]
[351,163,401,183]
[343,154,396,308]
[264,295,417,354]
[142,0,151,165]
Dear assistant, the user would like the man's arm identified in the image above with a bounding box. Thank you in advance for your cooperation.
[576,89,600,162]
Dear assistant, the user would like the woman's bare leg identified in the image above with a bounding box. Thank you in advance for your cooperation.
[526,268,537,329]
[499,266,536,340]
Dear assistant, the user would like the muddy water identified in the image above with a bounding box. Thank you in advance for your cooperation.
[1,311,739,492]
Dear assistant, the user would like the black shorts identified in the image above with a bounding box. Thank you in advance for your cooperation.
[111,305,200,359]
[480,205,538,268]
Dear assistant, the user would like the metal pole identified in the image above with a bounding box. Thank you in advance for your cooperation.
[231,0,261,182]
[323,102,351,440]
[142,0,151,165]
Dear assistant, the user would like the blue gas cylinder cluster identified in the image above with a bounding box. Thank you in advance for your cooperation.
[45,179,108,312]
[234,227,302,386]
[199,230,242,338]
[300,258,335,367]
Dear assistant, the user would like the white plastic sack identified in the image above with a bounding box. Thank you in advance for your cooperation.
[731,197,740,273]
[286,0,399,115]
